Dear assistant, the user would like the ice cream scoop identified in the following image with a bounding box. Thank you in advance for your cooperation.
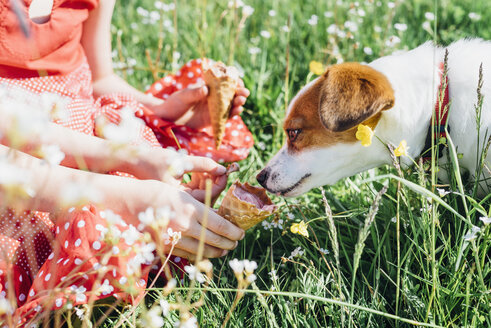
[218,181,277,230]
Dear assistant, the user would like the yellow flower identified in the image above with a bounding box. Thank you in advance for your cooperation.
[290,221,309,238]
[394,140,408,157]
[355,124,374,147]
[309,61,325,75]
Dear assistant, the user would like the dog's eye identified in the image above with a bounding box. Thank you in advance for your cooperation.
[287,129,302,142]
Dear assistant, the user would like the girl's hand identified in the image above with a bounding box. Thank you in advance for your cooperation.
[126,148,227,184]
[149,80,250,130]
[182,172,227,205]
[130,180,244,261]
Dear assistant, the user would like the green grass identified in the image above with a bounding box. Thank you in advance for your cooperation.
[103,0,491,327]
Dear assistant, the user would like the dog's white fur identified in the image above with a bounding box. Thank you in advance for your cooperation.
[259,39,491,197]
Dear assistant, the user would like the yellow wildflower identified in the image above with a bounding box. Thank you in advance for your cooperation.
[309,61,325,75]
[355,124,373,147]
[394,140,408,157]
[290,221,309,238]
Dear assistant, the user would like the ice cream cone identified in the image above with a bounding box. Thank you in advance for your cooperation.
[203,61,239,149]
[218,181,277,230]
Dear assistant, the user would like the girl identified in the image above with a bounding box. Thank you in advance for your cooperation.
[0,0,254,321]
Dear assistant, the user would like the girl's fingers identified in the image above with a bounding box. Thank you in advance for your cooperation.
[184,218,238,250]
[174,236,230,258]
[236,86,250,98]
[233,96,247,107]
[195,209,244,242]
[185,157,226,176]
[183,174,227,202]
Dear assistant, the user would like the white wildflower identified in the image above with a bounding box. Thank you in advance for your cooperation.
[229,258,244,274]
[243,260,257,274]
[385,35,401,47]
[97,107,145,144]
[308,15,318,26]
[75,307,85,319]
[479,216,491,225]
[174,315,198,328]
[136,7,149,17]
[260,30,271,38]
[468,12,481,21]
[39,144,65,165]
[425,12,435,21]
[162,227,181,245]
[0,297,13,315]
[281,25,290,32]
[288,246,304,259]
[70,285,87,303]
[436,188,450,197]
[394,23,407,31]
[184,265,206,283]
[160,299,170,317]
[61,182,103,206]
[228,0,244,8]
[141,306,164,328]
[387,2,395,8]
[363,46,373,55]
[246,273,257,283]
[242,5,254,17]
[121,224,142,246]
[166,148,193,177]
[98,279,114,296]
[422,21,432,33]
[138,207,156,227]
[268,10,276,17]
[463,225,481,242]
[248,47,261,55]
[320,248,330,255]
[327,24,339,35]
[324,11,334,18]
[197,259,213,273]
[39,93,70,122]
[344,20,358,32]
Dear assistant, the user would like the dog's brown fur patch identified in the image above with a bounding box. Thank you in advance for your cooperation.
[284,63,394,152]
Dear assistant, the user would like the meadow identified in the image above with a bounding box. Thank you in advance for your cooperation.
[104,0,491,327]
[3,0,489,327]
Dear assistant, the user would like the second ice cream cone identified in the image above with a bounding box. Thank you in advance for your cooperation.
[203,61,239,149]
[218,181,277,230]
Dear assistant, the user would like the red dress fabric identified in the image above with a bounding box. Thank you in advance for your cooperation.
[0,0,99,78]
[144,58,254,163]
[0,61,253,325]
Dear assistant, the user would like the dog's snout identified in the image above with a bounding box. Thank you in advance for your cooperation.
[256,168,270,187]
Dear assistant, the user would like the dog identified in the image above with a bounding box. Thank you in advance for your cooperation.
[257,39,491,197]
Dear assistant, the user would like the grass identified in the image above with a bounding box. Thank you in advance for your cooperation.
[12,0,491,327]
[106,0,491,327]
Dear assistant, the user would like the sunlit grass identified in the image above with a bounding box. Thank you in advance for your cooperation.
[18,0,490,327]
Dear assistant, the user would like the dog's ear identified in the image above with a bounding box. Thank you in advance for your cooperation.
[318,63,395,132]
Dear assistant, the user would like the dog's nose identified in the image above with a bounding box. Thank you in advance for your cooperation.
[256,168,270,187]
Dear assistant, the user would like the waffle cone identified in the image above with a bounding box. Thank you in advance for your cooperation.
[218,181,277,230]
[203,62,239,148]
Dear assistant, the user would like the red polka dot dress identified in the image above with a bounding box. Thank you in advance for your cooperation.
[0,57,254,325]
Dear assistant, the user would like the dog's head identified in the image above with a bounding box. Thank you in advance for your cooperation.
[257,63,395,197]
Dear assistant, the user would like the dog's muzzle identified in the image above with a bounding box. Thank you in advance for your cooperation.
[256,168,270,188]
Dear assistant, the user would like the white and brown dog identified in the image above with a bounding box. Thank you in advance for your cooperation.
[257,39,491,196]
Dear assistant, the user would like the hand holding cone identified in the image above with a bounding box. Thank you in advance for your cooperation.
[218,181,277,230]
[203,61,239,149]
